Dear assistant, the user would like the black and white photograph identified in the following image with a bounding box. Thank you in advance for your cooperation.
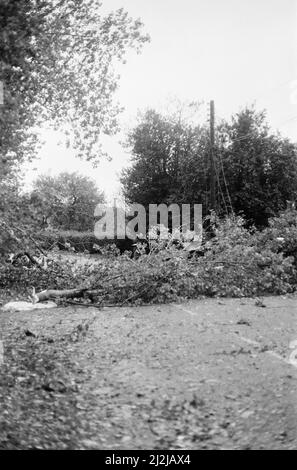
[0,0,297,454]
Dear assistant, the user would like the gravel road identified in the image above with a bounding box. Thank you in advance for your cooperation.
[0,295,297,449]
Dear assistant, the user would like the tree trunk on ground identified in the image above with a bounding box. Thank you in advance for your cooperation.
[32,287,89,303]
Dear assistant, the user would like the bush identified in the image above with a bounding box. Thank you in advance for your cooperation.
[1,213,297,305]
[36,230,104,252]
[254,208,297,266]
[198,214,297,296]
[0,256,90,292]
[36,230,138,254]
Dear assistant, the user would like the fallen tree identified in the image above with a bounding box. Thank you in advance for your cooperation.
[31,287,89,303]
[2,212,297,307]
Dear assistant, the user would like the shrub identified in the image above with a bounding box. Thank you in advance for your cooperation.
[198,214,297,296]
[1,213,297,305]
[36,230,138,254]
[254,208,297,266]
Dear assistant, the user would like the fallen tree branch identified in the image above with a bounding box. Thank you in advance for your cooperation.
[32,287,89,303]
[10,251,45,270]
[0,218,47,256]
[12,224,47,256]
[63,299,103,309]
[31,272,125,305]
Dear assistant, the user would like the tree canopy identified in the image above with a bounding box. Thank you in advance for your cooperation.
[121,106,297,226]
[31,172,105,231]
[0,0,149,253]
[0,0,149,176]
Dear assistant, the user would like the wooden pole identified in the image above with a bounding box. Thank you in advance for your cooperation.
[210,100,216,210]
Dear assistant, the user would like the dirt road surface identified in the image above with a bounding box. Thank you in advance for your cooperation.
[0,295,297,449]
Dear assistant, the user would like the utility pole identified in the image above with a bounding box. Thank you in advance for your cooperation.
[0,81,4,171]
[0,81,3,106]
[209,100,216,210]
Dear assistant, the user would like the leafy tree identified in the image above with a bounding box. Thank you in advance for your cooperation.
[0,0,46,182]
[217,108,297,225]
[0,0,148,255]
[31,172,105,231]
[34,0,149,163]
[122,106,297,226]
[121,108,208,208]
[1,0,149,169]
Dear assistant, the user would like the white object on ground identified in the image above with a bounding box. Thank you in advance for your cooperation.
[1,301,57,312]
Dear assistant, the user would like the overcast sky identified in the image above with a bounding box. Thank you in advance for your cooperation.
[24,0,297,201]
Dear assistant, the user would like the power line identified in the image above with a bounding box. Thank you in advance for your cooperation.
[213,157,229,215]
[217,150,234,215]
[253,78,293,104]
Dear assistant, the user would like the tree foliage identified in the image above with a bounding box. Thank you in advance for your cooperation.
[2,210,297,302]
[121,108,209,207]
[31,172,105,231]
[0,0,45,179]
[0,0,149,255]
[34,0,149,162]
[0,0,149,185]
[122,106,297,226]
[216,109,297,225]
